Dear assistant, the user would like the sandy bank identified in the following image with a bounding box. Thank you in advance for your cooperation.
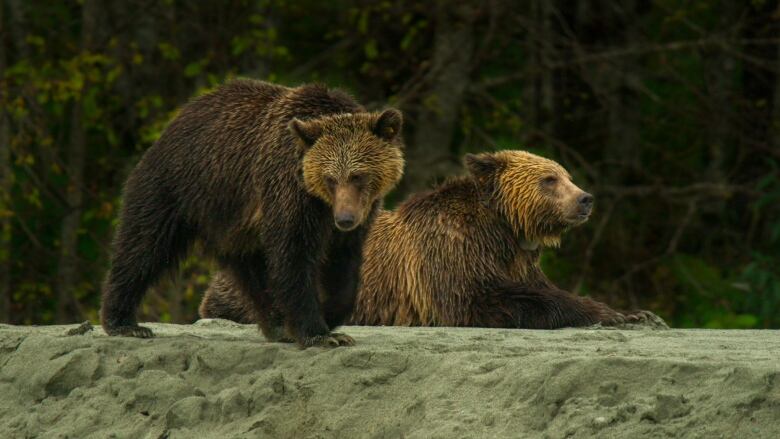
[0,321,778,438]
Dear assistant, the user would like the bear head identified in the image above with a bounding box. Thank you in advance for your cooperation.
[464,150,593,248]
[290,109,405,231]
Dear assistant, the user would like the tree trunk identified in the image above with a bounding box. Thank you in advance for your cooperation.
[740,1,779,305]
[403,2,476,194]
[603,2,642,177]
[55,0,100,323]
[527,0,555,149]
[604,2,645,308]
[7,0,28,58]
[0,1,12,323]
[775,10,780,155]
[699,3,739,225]
[741,1,778,154]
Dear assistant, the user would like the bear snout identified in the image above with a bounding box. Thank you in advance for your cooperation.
[333,184,364,231]
[578,192,594,214]
[335,211,357,231]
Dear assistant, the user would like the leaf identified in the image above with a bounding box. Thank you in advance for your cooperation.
[184,62,203,78]
[364,40,378,60]
[158,42,181,61]
[357,10,369,34]
[231,36,249,56]
[400,29,416,50]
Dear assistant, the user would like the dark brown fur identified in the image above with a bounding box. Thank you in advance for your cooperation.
[101,79,404,347]
[200,150,660,329]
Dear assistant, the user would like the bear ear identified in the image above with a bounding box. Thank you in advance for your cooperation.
[288,118,322,148]
[464,153,502,180]
[372,108,403,141]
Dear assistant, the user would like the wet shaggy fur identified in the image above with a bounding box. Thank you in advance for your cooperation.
[200,150,661,329]
[101,79,405,347]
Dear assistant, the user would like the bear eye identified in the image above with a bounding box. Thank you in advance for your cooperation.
[348,173,366,185]
[324,176,337,190]
[542,176,558,186]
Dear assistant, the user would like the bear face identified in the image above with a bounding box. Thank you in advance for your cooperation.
[290,109,404,231]
[465,150,593,248]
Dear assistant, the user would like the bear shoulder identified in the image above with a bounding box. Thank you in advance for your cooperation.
[284,83,364,119]
[393,177,505,247]
[398,177,486,223]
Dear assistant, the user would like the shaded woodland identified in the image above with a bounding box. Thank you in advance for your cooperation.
[1,0,779,328]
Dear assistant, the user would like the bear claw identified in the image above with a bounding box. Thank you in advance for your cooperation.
[600,310,669,329]
[626,310,669,328]
[329,332,356,346]
[105,325,154,338]
[600,312,626,326]
[299,332,355,349]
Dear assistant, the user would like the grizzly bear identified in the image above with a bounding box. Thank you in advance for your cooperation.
[200,150,663,329]
[101,79,405,347]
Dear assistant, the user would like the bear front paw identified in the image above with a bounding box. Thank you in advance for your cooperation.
[599,311,627,326]
[104,324,155,338]
[298,332,355,349]
[624,310,669,329]
[329,332,356,346]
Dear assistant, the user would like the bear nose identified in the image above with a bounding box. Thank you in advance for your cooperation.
[335,213,356,231]
[578,193,594,208]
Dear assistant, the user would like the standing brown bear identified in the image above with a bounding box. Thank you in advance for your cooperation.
[101,79,405,347]
[200,150,663,329]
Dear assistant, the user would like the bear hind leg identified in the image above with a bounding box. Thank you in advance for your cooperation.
[219,254,294,343]
[101,213,192,337]
[199,271,259,324]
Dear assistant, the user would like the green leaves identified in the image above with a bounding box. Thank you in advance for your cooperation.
[158,42,181,61]
[667,254,776,329]
[184,61,204,78]
[2,0,778,328]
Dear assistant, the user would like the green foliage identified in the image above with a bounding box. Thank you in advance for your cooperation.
[738,162,780,328]
[666,254,755,329]
[1,0,778,328]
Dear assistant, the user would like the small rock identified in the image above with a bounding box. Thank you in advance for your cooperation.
[641,394,691,422]
[65,321,94,336]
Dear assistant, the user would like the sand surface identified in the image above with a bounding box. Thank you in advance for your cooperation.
[0,320,778,439]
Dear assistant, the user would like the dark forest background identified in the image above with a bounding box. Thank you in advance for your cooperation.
[1,0,779,328]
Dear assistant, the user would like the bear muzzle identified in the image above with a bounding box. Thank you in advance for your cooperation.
[569,192,594,223]
[578,193,594,214]
[561,190,594,225]
[335,212,357,231]
[333,184,364,232]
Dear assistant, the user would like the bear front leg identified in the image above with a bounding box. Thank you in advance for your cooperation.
[474,283,631,329]
[265,222,352,349]
[320,231,365,332]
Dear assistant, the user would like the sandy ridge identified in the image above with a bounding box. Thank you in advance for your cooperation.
[0,321,778,438]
